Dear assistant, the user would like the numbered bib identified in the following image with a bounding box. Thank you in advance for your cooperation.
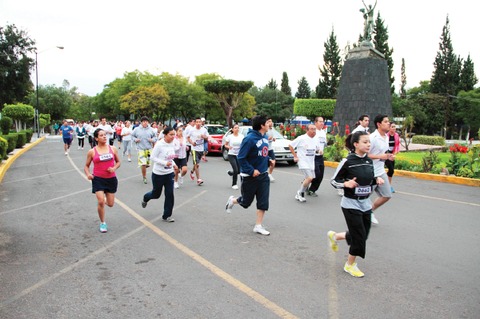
[99,153,113,162]
[355,185,372,195]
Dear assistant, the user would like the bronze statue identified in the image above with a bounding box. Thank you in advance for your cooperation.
[360,0,377,42]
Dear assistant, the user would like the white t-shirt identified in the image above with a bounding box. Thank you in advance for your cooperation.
[352,125,369,134]
[187,127,209,152]
[290,134,320,170]
[226,133,244,156]
[97,123,113,142]
[121,126,133,141]
[151,139,177,175]
[266,128,275,150]
[315,129,327,154]
[369,129,389,177]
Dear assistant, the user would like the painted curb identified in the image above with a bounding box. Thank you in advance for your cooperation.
[324,161,480,187]
[0,137,46,184]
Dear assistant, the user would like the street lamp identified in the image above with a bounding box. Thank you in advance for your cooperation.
[35,46,64,138]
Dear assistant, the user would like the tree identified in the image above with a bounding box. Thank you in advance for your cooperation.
[399,58,407,99]
[315,29,342,99]
[266,78,277,90]
[295,77,311,99]
[373,12,395,94]
[120,84,170,119]
[2,103,35,131]
[457,88,480,139]
[0,24,36,111]
[459,54,478,92]
[249,86,294,123]
[26,83,73,121]
[280,72,292,96]
[203,79,253,128]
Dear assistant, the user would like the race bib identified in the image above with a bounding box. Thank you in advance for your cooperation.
[306,148,315,156]
[196,138,204,145]
[355,185,372,195]
[99,153,113,162]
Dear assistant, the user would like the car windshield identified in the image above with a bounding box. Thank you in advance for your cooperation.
[207,126,228,135]
[239,127,285,139]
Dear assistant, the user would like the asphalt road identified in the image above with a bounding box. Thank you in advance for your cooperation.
[1,136,479,319]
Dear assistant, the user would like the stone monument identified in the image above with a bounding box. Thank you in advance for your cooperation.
[334,0,392,135]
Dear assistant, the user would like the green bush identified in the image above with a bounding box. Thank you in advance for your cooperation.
[0,116,13,135]
[412,135,446,146]
[15,132,27,148]
[394,159,423,172]
[21,129,33,143]
[1,134,17,153]
[293,99,335,119]
[0,136,7,160]
[457,167,474,178]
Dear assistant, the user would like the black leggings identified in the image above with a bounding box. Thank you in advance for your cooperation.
[385,159,395,177]
[78,138,84,148]
[228,154,240,186]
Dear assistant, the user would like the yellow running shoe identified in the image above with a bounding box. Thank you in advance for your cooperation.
[344,262,364,278]
[327,231,338,252]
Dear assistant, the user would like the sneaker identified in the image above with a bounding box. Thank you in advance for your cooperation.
[227,170,233,176]
[337,189,344,196]
[268,174,275,182]
[128,158,131,162]
[143,177,147,184]
[141,200,147,208]
[163,217,175,223]
[197,179,204,186]
[307,191,318,197]
[371,213,379,225]
[174,182,179,189]
[390,186,395,193]
[253,224,270,236]
[99,222,108,233]
[225,195,235,213]
[78,146,81,150]
[232,185,239,190]
[190,171,195,181]
[179,176,184,185]
[65,152,68,156]
[295,191,306,202]
[327,231,338,252]
[344,262,364,278]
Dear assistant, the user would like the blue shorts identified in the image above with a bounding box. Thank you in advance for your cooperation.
[63,137,73,145]
[237,172,270,211]
[92,176,118,194]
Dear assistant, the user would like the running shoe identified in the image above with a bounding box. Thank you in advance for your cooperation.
[174,182,179,189]
[371,213,379,225]
[295,191,306,202]
[344,262,364,278]
[390,186,395,193]
[232,185,239,190]
[99,222,108,233]
[307,191,318,197]
[227,170,233,176]
[143,177,147,184]
[128,158,131,162]
[253,224,270,236]
[225,195,235,213]
[327,231,338,252]
[268,174,275,182]
[162,217,175,223]
[141,200,147,208]
[179,176,184,185]
[65,152,68,156]
[190,171,195,181]
[197,179,203,186]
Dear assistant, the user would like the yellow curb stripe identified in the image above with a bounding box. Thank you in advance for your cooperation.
[0,137,45,184]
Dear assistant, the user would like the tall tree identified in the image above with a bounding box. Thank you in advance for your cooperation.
[315,29,342,99]
[459,54,478,92]
[400,58,407,99]
[0,24,36,110]
[373,12,395,94]
[120,83,170,119]
[295,77,311,99]
[266,78,277,90]
[280,72,292,96]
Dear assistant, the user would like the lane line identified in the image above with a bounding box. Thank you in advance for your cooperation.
[1,169,76,184]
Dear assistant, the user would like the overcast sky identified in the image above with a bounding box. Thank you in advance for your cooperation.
[1,0,478,97]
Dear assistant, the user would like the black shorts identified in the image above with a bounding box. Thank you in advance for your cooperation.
[92,176,118,194]
[174,157,187,168]
[268,149,275,161]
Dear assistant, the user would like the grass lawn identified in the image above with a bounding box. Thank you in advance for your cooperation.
[396,151,453,164]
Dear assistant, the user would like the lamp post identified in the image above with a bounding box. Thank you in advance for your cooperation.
[35,46,64,138]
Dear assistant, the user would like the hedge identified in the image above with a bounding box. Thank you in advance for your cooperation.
[21,129,33,143]
[15,132,27,148]
[1,134,17,153]
[411,135,446,146]
[0,136,7,160]
[293,99,335,119]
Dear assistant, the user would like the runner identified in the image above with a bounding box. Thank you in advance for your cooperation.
[121,120,133,162]
[385,122,400,193]
[328,131,383,277]
[266,118,276,182]
[288,124,319,202]
[173,125,188,189]
[224,124,244,190]
[84,128,121,233]
[131,116,157,184]
[186,117,209,186]
[225,115,271,236]
[141,127,176,223]
[97,118,114,146]
[307,116,328,197]
[60,119,74,155]
[76,121,86,150]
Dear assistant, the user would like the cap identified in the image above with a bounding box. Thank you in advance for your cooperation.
[201,117,205,121]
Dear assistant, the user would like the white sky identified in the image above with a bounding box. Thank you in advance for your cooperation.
[1,0,478,97]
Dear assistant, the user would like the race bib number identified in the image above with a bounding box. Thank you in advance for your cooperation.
[306,148,315,156]
[99,153,113,162]
[196,138,204,145]
[355,185,372,195]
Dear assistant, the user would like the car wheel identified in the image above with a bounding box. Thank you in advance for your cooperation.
[287,160,296,166]
[222,147,229,161]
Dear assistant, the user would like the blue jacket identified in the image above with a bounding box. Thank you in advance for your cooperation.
[237,129,269,176]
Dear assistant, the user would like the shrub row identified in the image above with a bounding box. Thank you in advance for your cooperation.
[411,135,446,145]
[0,129,33,161]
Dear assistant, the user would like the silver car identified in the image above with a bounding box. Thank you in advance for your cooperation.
[221,126,295,165]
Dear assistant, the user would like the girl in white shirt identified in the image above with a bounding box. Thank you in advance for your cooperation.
[173,125,188,189]
[224,124,244,189]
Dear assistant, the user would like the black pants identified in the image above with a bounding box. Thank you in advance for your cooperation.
[227,154,240,186]
[342,207,372,259]
[385,159,395,177]
[308,155,325,192]
[78,138,84,148]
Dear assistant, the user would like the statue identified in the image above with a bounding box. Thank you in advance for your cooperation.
[360,0,377,42]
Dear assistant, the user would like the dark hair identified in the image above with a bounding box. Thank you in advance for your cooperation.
[358,114,369,121]
[315,116,324,122]
[163,126,174,136]
[345,131,369,152]
[94,128,104,138]
[140,116,150,122]
[252,115,267,131]
[373,114,388,129]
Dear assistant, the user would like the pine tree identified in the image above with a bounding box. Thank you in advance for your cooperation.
[400,58,407,99]
[266,78,277,90]
[459,54,478,92]
[295,77,311,99]
[315,29,342,99]
[373,12,395,94]
[280,72,292,96]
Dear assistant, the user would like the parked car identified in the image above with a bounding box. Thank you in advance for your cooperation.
[204,124,228,154]
[221,126,295,165]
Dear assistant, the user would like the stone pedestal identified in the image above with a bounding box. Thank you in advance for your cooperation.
[334,44,392,135]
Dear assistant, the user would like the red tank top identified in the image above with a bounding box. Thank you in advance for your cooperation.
[93,145,116,178]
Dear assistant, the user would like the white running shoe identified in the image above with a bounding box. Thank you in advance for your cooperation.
[253,224,270,236]
[268,174,275,182]
[232,185,239,190]
[225,195,235,213]
[174,182,179,189]
[179,176,184,185]
[371,213,379,225]
[295,191,306,202]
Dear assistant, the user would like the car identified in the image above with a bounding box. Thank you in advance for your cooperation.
[221,126,295,165]
[204,124,228,154]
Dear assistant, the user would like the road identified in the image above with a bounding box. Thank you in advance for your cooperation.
[1,136,479,319]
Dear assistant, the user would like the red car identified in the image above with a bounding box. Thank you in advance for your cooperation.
[204,124,228,154]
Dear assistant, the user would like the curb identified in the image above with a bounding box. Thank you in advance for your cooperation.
[0,137,46,184]
[324,161,480,187]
